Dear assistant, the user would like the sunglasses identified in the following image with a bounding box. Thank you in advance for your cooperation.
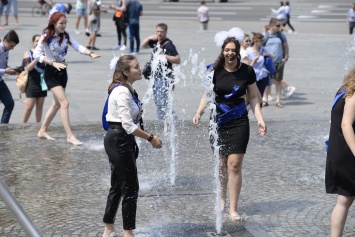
[245,40,251,42]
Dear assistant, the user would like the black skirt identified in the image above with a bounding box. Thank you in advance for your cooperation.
[25,70,47,98]
[44,65,68,89]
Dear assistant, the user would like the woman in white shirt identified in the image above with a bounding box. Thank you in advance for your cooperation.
[102,55,162,237]
[239,34,251,64]
[247,32,274,106]
[33,11,101,145]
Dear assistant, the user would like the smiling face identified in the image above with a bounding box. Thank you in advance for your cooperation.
[223,42,238,64]
[54,16,67,34]
[125,59,142,83]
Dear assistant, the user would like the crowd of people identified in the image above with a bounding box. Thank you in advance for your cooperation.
[1,1,355,237]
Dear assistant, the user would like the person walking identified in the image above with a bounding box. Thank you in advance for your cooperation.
[247,32,274,102]
[346,3,355,35]
[87,0,107,50]
[74,0,89,35]
[111,0,128,51]
[0,30,19,123]
[33,11,101,145]
[326,65,355,237]
[21,34,47,123]
[126,0,142,54]
[263,18,289,108]
[284,1,296,33]
[1,0,19,26]
[192,28,267,222]
[141,23,181,121]
[101,55,162,237]
[197,1,209,31]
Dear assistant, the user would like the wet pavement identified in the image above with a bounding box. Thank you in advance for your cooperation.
[1,2,355,237]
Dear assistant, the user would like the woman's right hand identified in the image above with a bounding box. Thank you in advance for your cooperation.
[192,113,201,127]
[52,62,67,71]
[151,136,163,149]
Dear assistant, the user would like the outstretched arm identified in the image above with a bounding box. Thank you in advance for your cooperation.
[247,83,267,136]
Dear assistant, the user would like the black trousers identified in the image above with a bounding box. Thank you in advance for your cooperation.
[103,122,139,230]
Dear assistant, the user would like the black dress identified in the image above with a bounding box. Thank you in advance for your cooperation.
[22,50,47,98]
[326,90,355,196]
[212,64,256,155]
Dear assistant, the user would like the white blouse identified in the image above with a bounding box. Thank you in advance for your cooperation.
[105,86,140,134]
[33,33,87,63]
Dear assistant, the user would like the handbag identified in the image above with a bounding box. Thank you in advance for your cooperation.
[16,70,28,103]
[142,61,152,79]
[88,13,96,23]
[264,56,276,74]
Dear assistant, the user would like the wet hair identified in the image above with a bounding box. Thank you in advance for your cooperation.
[32,34,41,42]
[250,32,263,46]
[3,30,19,44]
[42,12,70,46]
[269,18,280,26]
[156,23,168,32]
[343,66,355,97]
[108,55,137,94]
[213,37,241,71]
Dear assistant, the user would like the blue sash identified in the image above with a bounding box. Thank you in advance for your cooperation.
[216,101,247,126]
[102,84,142,131]
[325,90,346,151]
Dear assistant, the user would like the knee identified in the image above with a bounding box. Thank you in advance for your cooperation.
[60,100,69,109]
[228,161,242,174]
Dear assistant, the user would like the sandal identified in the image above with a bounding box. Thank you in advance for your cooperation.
[262,101,269,107]
[276,102,284,108]
[230,213,242,222]
[86,46,92,49]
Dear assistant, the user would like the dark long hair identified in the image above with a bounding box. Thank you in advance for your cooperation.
[108,55,137,94]
[213,37,241,71]
[42,12,70,46]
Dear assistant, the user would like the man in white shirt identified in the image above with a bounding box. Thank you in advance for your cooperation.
[197,1,209,31]
[346,3,355,34]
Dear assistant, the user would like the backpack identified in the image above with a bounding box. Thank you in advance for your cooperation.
[263,31,286,46]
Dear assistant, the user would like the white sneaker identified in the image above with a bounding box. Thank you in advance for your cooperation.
[288,29,292,34]
[75,29,80,35]
[284,86,296,98]
[268,95,274,101]
[120,45,126,51]
[112,44,121,50]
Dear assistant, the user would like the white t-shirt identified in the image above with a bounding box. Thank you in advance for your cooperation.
[197,5,209,23]
[347,8,355,22]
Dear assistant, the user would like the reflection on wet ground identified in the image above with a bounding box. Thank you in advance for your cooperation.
[0,120,353,236]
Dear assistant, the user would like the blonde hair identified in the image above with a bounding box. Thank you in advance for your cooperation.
[343,66,355,97]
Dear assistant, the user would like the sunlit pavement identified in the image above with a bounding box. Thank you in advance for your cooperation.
[0,7,355,237]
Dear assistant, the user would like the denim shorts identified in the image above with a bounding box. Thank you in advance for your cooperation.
[76,8,87,16]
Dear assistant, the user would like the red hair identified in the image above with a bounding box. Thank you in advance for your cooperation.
[42,12,70,46]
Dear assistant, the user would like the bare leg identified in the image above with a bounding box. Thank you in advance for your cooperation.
[123,230,134,237]
[219,155,228,211]
[35,97,45,123]
[227,153,244,220]
[263,85,270,103]
[22,97,36,123]
[274,79,282,105]
[38,94,60,140]
[75,15,81,30]
[83,15,88,30]
[102,224,115,237]
[331,195,355,237]
[90,31,97,47]
[14,16,18,25]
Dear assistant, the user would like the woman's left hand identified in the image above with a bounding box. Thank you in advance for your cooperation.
[258,121,267,136]
[90,53,102,59]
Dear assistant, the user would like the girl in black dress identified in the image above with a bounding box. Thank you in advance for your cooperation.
[326,66,355,237]
[21,34,47,123]
[193,32,267,221]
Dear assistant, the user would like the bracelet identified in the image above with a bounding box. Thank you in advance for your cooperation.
[147,134,154,142]
[150,136,158,144]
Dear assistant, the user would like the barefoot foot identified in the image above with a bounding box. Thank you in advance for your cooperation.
[230,212,242,222]
[38,131,56,140]
[67,136,83,146]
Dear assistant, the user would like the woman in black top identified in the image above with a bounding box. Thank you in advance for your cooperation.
[326,66,355,236]
[193,36,267,221]
[21,34,47,123]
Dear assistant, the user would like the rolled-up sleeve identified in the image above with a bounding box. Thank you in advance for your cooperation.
[69,35,87,54]
[33,35,46,63]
